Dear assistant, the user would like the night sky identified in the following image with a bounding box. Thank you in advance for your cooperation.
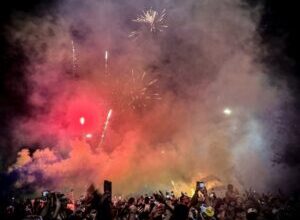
[0,0,299,199]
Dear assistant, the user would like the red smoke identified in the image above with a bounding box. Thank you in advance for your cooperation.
[65,98,106,136]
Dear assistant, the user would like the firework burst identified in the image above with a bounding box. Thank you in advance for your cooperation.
[129,8,168,39]
[108,69,161,112]
[128,69,161,110]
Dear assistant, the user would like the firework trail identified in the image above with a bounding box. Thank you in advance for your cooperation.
[98,109,112,147]
[105,50,109,74]
[129,8,168,39]
[171,180,175,186]
[71,40,77,76]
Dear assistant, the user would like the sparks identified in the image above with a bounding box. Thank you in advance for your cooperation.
[171,180,175,187]
[128,70,161,110]
[99,109,113,147]
[105,50,109,62]
[71,40,77,76]
[130,8,168,39]
[223,108,232,116]
[79,116,85,125]
[110,69,161,112]
[85,133,93,139]
[104,50,109,74]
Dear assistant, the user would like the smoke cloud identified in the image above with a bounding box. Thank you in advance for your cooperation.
[5,0,293,195]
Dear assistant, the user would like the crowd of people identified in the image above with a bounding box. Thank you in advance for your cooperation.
[2,183,299,220]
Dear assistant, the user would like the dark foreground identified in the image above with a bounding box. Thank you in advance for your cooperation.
[1,184,299,220]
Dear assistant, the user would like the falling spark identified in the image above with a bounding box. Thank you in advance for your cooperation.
[130,8,168,39]
[105,50,109,61]
[104,50,109,74]
[99,109,113,147]
[171,180,175,187]
[71,40,77,75]
[85,133,93,139]
[171,180,177,192]
[79,116,85,125]
[223,108,232,116]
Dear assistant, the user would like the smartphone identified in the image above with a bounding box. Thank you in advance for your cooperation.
[42,191,49,197]
[196,181,205,190]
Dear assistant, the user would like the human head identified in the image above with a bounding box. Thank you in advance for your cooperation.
[227,184,234,191]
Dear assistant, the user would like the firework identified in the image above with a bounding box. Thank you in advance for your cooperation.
[79,116,85,125]
[105,50,109,74]
[71,40,77,75]
[128,70,161,110]
[130,8,168,39]
[108,69,161,112]
[85,133,93,139]
[99,109,113,147]
[171,180,175,187]
[105,50,109,62]
[171,180,178,193]
[223,108,232,116]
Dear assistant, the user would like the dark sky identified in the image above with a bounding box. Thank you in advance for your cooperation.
[0,0,299,185]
